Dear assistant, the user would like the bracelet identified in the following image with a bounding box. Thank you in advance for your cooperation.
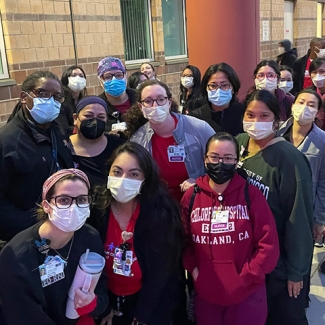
[134,319,145,325]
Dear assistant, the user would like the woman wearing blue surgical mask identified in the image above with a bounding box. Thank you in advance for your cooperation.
[236,90,314,325]
[0,169,108,325]
[277,89,325,249]
[179,65,205,114]
[0,71,74,243]
[97,57,137,133]
[188,63,244,135]
[94,142,183,325]
[250,60,294,121]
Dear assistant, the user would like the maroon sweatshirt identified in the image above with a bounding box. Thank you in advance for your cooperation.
[181,173,279,306]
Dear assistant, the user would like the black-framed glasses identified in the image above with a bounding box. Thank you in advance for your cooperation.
[101,72,125,81]
[29,89,65,103]
[206,155,237,164]
[207,83,232,91]
[140,97,169,108]
[50,195,92,209]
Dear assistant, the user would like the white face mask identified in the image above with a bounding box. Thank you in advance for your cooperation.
[312,74,325,88]
[107,176,143,203]
[255,78,278,92]
[315,47,325,58]
[278,47,285,55]
[141,102,170,124]
[48,203,90,232]
[278,81,294,93]
[243,121,275,140]
[181,77,194,88]
[207,89,232,106]
[292,104,318,125]
[68,76,87,93]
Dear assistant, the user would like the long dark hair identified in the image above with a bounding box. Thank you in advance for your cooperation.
[124,79,178,138]
[180,65,201,95]
[61,65,87,99]
[95,142,183,270]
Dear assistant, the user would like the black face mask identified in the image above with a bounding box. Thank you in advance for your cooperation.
[79,118,106,140]
[205,162,236,184]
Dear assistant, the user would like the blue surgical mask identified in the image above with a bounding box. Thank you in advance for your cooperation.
[26,97,61,124]
[208,89,232,106]
[104,78,126,97]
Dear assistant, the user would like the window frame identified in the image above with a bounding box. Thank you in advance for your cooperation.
[0,14,9,79]
[163,0,188,59]
[122,0,155,65]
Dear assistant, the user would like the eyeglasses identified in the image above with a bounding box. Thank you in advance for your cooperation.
[50,195,92,209]
[140,97,169,108]
[207,83,232,91]
[256,73,277,80]
[206,155,237,164]
[101,72,125,81]
[29,89,65,103]
[181,74,193,78]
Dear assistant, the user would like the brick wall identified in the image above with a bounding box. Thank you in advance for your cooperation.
[0,0,188,127]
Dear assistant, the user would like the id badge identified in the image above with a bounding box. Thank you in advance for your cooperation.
[113,248,133,277]
[39,256,65,288]
[112,122,127,131]
[211,210,229,231]
[167,145,185,162]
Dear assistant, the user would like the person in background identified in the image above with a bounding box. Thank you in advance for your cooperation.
[189,63,244,135]
[292,37,325,94]
[0,169,108,325]
[237,90,314,325]
[127,72,148,90]
[140,62,157,80]
[250,60,293,121]
[181,132,279,325]
[276,39,297,68]
[95,142,183,325]
[0,71,74,243]
[179,65,205,114]
[279,66,295,96]
[97,57,136,132]
[58,65,87,134]
[125,79,215,202]
[278,89,325,247]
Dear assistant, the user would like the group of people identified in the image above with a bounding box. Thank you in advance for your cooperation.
[0,46,323,325]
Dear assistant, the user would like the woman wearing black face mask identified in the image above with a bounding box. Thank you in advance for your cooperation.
[70,96,124,191]
[181,132,279,325]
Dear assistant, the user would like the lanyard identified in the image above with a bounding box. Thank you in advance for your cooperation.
[50,129,60,172]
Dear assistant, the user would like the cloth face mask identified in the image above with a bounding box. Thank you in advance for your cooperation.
[107,176,144,203]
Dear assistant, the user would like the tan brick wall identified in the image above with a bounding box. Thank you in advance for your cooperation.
[0,0,187,126]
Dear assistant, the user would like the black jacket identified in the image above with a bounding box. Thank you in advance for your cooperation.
[179,91,206,114]
[0,222,108,325]
[189,99,244,135]
[276,48,298,68]
[98,88,137,131]
[97,203,181,324]
[0,109,74,241]
[292,51,310,95]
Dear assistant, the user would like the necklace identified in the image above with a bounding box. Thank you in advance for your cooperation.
[52,235,74,262]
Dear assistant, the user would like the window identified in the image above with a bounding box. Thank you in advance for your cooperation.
[162,0,187,58]
[120,0,153,62]
[0,15,9,79]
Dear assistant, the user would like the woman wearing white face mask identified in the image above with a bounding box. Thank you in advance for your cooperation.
[0,169,108,325]
[237,90,314,325]
[94,142,183,325]
[179,65,205,114]
[278,89,325,248]
[250,60,294,121]
[189,62,244,134]
[58,66,88,134]
[124,80,215,202]
[279,66,295,96]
